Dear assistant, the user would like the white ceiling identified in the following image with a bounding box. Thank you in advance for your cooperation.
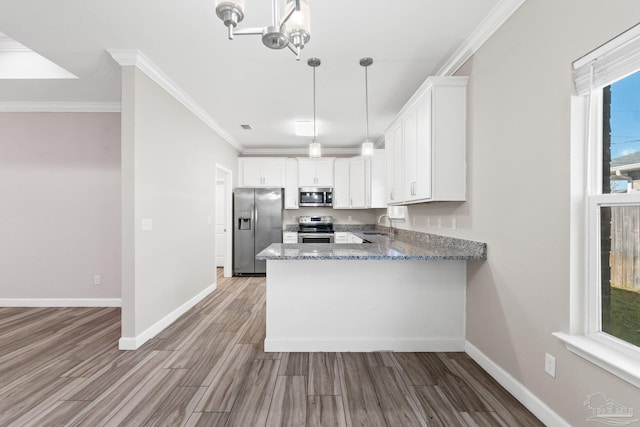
[0,0,514,153]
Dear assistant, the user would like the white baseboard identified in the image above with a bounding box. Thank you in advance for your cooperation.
[118,282,216,350]
[0,298,121,307]
[264,337,465,353]
[465,341,571,427]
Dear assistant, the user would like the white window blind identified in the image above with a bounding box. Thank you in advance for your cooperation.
[574,23,640,95]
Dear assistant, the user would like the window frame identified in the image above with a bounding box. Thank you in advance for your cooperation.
[587,194,640,360]
[555,24,640,388]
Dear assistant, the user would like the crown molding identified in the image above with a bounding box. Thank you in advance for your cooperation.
[107,49,243,153]
[0,102,121,112]
[436,0,527,76]
[242,147,362,156]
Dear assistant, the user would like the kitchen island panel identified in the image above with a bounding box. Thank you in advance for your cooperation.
[264,259,466,352]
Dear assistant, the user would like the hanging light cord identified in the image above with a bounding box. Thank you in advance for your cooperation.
[365,65,370,141]
[313,65,317,142]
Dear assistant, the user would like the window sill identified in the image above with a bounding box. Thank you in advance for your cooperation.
[553,332,640,388]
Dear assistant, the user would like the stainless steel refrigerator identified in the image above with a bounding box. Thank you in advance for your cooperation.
[233,188,283,276]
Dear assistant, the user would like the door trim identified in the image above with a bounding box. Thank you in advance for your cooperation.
[216,164,233,278]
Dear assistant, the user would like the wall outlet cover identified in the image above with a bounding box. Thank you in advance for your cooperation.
[545,353,556,378]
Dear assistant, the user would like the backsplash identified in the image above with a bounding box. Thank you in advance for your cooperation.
[282,208,380,226]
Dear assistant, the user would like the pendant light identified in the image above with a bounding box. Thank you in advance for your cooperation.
[308,57,321,158]
[360,57,374,158]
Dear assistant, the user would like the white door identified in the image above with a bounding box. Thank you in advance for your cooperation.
[215,183,226,267]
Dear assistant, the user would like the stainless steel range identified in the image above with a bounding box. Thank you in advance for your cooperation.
[298,216,334,243]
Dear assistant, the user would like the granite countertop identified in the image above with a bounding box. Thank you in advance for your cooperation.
[257,230,487,261]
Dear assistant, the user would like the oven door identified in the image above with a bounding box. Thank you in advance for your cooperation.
[298,233,335,244]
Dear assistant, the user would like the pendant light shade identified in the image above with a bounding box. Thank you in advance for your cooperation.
[361,141,374,157]
[309,142,321,158]
[360,57,374,158]
[308,57,321,158]
[285,0,311,52]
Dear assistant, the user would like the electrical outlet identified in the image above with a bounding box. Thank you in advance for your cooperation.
[545,353,556,378]
[452,218,457,230]
[426,217,431,227]
[94,275,101,286]
[437,217,442,228]
[412,217,416,226]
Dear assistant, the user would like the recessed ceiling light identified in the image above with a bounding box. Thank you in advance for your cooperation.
[295,121,315,137]
[0,32,76,79]
[240,124,253,130]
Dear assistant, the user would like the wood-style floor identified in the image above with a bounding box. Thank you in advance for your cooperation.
[0,269,544,427]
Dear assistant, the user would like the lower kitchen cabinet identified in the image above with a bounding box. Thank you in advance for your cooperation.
[283,231,298,243]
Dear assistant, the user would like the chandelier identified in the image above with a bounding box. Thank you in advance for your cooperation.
[214,0,311,60]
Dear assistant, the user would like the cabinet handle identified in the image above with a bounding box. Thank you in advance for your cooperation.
[350,198,353,207]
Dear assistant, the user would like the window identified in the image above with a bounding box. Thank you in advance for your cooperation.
[598,72,640,348]
[555,24,640,389]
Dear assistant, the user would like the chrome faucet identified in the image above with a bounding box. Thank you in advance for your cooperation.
[377,214,394,238]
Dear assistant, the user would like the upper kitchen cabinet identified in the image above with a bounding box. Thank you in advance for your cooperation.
[298,158,335,187]
[334,150,386,209]
[238,158,286,187]
[284,158,299,209]
[385,76,468,204]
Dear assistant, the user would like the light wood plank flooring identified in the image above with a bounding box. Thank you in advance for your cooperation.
[0,269,544,426]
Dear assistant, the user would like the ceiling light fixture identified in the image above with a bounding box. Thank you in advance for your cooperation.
[214,0,310,60]
[308,57,321,158]
[360,57,374,158]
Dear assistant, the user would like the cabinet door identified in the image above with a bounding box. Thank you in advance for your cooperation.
[284,159,299,209]
[403,103,419,201]
[315,159,335,187]
[414,92,432,200]
[239,158,263,187]
[283,232,298,243]
[371,149,386,208]
[392,124,404,203]
[349,158,366,208]
[261,160,285,187]
[385,128,396,204]
[297,159,317,187]
[334,232,349,243]
[333,160,350,209]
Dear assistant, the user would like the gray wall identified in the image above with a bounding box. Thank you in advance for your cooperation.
[0,112,121,300]
[120,66,238,339]
[392,1,640,424]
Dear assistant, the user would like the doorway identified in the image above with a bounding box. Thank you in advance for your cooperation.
[215,164,233,278]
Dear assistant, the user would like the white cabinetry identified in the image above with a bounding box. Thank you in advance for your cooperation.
[385,76,467,204]
[385,123,403,204]
[333,160,350,209]
[349,158,367,209]
[298,158,335,187]
[283,231,298,243]
[334,150,386,209]
[284,159,299,209]
[334,232,364,244]
[238,158,286,187]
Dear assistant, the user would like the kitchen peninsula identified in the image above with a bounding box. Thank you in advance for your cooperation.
[256,230,486,352]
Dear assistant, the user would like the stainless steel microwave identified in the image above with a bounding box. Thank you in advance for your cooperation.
[299,187,333,207]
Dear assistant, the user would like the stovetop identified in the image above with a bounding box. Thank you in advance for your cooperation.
[298,216,333,233]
